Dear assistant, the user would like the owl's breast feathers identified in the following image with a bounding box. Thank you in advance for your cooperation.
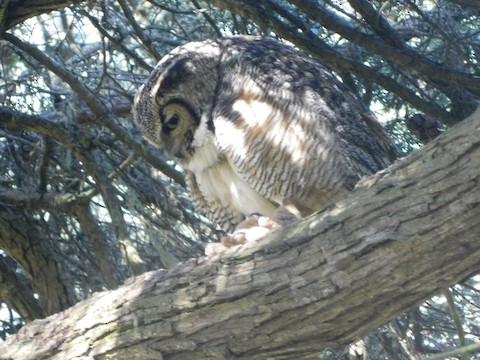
[134,36,397,232]
[185,132,278,226]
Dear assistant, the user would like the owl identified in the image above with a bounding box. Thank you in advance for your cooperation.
[133,36,397,250]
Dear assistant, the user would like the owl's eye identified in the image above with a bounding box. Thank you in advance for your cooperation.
[165,115,180,131]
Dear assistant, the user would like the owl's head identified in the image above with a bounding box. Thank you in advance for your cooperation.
[133,41,221,163]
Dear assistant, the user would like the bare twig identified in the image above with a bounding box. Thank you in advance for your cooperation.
[424,342,480,360]
[444,289,469,360]
[2,32,185,187]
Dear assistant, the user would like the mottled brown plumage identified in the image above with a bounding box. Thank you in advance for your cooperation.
[133,36,397,244]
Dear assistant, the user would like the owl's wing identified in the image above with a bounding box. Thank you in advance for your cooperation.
[212,55,396,213]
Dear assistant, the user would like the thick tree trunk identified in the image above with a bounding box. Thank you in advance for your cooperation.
[0,210,76,316]
[1,109,479,359]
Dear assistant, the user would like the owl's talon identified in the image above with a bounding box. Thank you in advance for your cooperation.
[221,232,247,247]
[257,216,279,229]
[204,242,228,256]
[235,214,260,230]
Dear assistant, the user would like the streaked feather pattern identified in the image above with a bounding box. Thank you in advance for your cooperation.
[133,36,397,233]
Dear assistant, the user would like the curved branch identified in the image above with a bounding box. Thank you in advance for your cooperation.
[0,106,148,276]
[204,0,459,124]
[1,0,82,31]
[290,0,480,97]
[346,0,406,49]
[450,0,480,14]
[0,209,76,315]
[73,204,124,289]
[1,33,185,187]
[0,255,45,321]
[1,107,479,359]
[267,20,456,124]
[117,0,163,61]
[0,107,72,145]
[0,187,92,212]
[75,7,153,72]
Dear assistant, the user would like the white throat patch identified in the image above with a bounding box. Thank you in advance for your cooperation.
[185,118,219,173]
[192,114,211,148]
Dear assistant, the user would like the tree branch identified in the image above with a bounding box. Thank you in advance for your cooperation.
[203,0,460,124]
[73,204,124,289]
[0,187,92,212]
[290,0,480,97]
[270,23,457,124]
[1,108,479,359]
[450,0,480,14]
[346,0,406,49]
[0,209,76,315]
[1,33,185,187]
[1,0,82,31]
[0,255,45,321]
[117,0,163,61]
[0,107,72,145]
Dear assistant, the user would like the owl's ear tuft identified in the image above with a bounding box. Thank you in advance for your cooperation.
[157,58,191,98]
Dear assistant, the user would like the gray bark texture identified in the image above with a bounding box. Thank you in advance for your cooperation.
[1,108,480,359]
[0,0,79,31]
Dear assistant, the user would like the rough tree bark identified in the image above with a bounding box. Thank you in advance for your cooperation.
[0,0,82,31]
[1,108,479,359]
[0,209,76,316]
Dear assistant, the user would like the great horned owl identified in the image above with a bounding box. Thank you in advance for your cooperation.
[133,36,397,248]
